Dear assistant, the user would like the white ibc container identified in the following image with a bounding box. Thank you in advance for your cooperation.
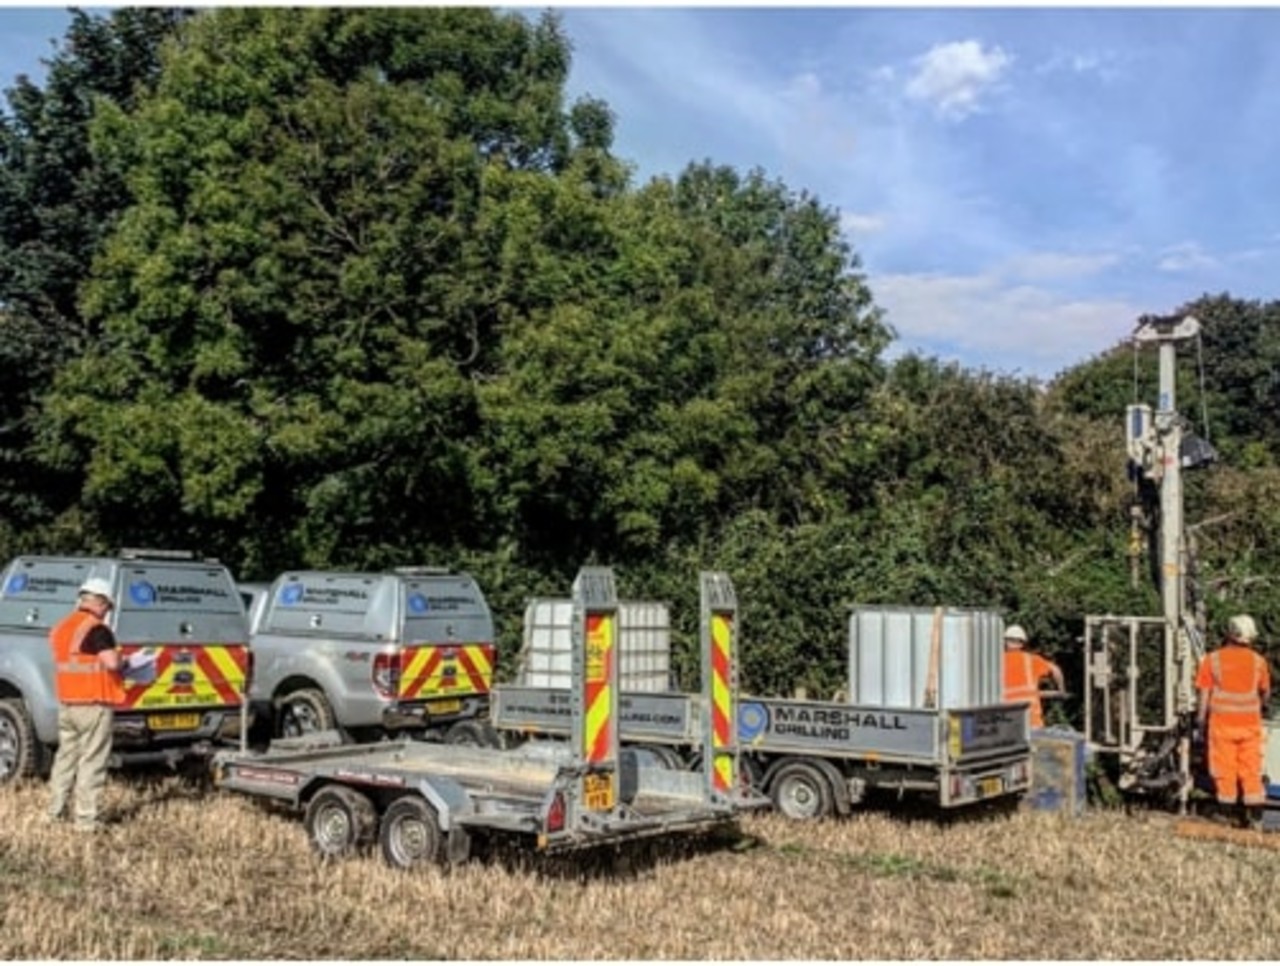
[846,606,1004,710]
[518,598,672,692]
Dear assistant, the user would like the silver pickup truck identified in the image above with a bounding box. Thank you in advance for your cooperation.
[0,549,251,785]
[240,567,496,745]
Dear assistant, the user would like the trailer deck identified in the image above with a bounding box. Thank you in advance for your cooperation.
[215,569,764,866]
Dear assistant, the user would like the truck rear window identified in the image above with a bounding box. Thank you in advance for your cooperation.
[113,565,247,644]
[261,574,396,638]
[402,577,493,642]
[0,558,99,630]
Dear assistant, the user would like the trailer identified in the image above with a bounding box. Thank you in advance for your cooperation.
[213,569,764,867]
[493,604,1032,820]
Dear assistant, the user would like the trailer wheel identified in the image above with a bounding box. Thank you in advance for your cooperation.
[768,760,834,820]
[444,719,500,748]
[304,785,377,859]
[379,796,445,869]
[0,699,39,786]
[277,688,336,739]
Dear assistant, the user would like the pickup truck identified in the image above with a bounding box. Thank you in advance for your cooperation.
[240,567,496,745]
[0,549,250,785]
[492,602,1033,819]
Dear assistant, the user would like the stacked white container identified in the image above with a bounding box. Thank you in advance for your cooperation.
[846,605,1004,710]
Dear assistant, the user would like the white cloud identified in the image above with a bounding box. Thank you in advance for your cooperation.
[840,211,887,235]
[1001,251,1122,282]
[1036,49,1125,81]
[905,40,1012,121]
[871,270,1145,379]
[1157,241,1218,273]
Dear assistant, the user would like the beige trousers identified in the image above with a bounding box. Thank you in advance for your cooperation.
[47,703,114,825]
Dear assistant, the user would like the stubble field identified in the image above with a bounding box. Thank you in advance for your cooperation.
[2,775,1279,960]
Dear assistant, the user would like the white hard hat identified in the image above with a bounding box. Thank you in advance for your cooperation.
[1228,614,1258,644]
[78,577,115,607]
[1004,624,1028,643]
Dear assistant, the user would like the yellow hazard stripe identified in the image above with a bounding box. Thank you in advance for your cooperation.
[585,683,612,757]
[464,644,493,683]
[204,646,247,687]
[402,649,430,681]
[712,615,731,750]
[714,753,733,790]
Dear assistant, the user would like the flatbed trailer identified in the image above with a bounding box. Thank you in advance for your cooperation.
[214,569,764,868]
[493,595,1032,820]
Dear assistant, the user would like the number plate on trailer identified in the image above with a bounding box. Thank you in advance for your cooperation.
[583,772,615,811]
[147,712,202,731]
[426,698,463,716]
[978,776,1003,797]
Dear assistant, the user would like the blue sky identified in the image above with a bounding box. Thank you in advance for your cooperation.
[4,5,1279,380]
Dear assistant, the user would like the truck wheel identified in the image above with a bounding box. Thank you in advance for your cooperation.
[633,744,685,770]
[277,688,336,738]
[0,699,39,786]
[304,785,377,860]
[379,796,445,870]
[444,719,500,748]
[768,760,834,820]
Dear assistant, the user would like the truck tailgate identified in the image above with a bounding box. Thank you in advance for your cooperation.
[492,685,697,744]
[947,703,1030,761]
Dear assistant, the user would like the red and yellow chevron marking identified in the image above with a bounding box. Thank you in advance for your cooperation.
[117,644,249,711]
[710,612,734,794]
[399,644,494,700]
[583,613,615,764]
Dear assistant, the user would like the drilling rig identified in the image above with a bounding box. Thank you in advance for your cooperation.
[1082,314,1218,812]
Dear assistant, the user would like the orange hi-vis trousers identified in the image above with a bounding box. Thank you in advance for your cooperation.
[1207,723,1265,806]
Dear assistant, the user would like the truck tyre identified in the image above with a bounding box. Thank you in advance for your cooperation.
[277,688,336,739]
[0,698,39,786]
[379,796,445,870]
[768,759,834,820]
[633,744,685,770]
[443,719,500,748]
[304,784,377,860]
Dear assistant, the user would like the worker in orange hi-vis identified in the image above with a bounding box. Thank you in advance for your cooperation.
[1002,625,1064,729]
[1195,614,1272,828]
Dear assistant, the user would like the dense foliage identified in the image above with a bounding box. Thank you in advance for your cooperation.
[3,8,1279,701]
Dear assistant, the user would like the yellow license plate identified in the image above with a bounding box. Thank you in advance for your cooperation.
[978,776,1003,797]
[426,698,463,716]
[583,772,615,811]
[147,712,202,731]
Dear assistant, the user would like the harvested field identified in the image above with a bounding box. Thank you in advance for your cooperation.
[2,775,1279,960]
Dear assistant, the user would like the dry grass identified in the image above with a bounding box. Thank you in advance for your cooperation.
[2,775,1280,960]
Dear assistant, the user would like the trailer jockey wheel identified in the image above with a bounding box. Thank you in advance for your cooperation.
[304,785,377,859]
[379,796,445,869]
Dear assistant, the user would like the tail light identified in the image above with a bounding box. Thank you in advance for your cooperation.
[373,652,401,698]
[545,791,566,834]
[244,649,255,693]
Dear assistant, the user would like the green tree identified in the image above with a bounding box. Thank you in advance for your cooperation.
[0,7,190,554]
[39,7,602,575]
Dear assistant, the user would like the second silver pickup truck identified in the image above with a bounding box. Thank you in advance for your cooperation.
[241,568,495,745]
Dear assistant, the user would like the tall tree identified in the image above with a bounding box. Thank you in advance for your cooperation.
[0,8,191,554]
[38,7,614,574]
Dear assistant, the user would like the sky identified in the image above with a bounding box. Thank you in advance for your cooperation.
[3,5,1278,381]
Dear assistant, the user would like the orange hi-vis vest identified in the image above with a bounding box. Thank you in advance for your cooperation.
[1203,647,1267,728]
[51,609,124,706]
[1004,650,1054,726]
